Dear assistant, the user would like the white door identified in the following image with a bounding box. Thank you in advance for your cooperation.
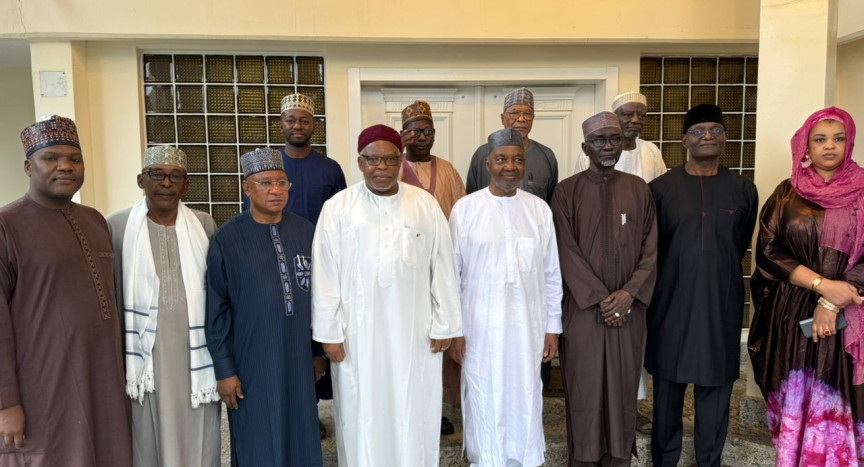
[360,84,597,182]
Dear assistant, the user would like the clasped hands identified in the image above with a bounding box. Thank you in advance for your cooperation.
[600,290,634,327]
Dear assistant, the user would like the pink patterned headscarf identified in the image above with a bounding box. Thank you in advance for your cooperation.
[790,107,864,383]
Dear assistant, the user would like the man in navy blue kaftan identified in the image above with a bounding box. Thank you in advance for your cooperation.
[241,93,346,225]
[206,148,322,466]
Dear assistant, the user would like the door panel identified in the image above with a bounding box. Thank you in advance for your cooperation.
[361,84,596,183]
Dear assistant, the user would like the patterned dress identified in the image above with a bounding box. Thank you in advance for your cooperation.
[749,180,864,466]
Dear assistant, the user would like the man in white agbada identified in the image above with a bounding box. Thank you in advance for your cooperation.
[449,128,563,467]
[312,124,462,466]
[106,145,221,466]
[574,91,665,401]
[574,91,667,183]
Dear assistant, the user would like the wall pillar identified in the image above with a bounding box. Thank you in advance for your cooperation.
[747,0,839,399]
[28,41,94,206]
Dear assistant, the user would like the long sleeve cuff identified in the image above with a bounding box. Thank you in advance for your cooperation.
[212,356,236,381]
[430,330,463,340]
[0,385,20,410]
[312,334,344,344]
[546,318,563,334]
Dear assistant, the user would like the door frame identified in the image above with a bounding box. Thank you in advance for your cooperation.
[347,67,619,181]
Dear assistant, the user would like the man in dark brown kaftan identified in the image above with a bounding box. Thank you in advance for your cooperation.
[552,112,657,466]
[0,117,132,466]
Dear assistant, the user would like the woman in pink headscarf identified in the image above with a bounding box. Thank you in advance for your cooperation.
[749,107,864,466]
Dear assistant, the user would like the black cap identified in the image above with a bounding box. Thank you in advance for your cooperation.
[683,104,726,134]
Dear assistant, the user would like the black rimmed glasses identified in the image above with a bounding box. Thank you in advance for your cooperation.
[361,155,401,167]
[143,170,187,184]
[504,110,535,121]
[412,128,436,138]
[687,127,726,138]
[586,136,623,149]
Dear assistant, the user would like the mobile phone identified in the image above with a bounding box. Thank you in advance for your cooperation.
[800,312,848,338]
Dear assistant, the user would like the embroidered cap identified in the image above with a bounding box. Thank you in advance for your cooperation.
[20,115,81,158]
[280,93,316,115]
[582,111,621,138]
[611,92,648,112]
[143,145,187,170]
[503,87,534,111]
[401,100,433,128]
[241,148,284,178]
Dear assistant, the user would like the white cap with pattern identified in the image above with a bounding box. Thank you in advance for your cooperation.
[611,92,647,112]
[280,93,315,115]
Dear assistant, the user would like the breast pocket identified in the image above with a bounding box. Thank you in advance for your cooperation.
[618,212,635,247]
[401,227,426,269]
[516,237,537,273]
[716,208,740,240]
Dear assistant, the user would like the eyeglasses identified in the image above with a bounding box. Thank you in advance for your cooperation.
[247,179,291,190]
[412,128,436,138]
[687,127,726,138]
[586,136,623,148]
[504,110,535,121]
[361,155,401,167]
[143,170,187,184]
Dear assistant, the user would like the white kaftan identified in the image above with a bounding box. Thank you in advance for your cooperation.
[573,138,667,182]
[312,181,462,467]
[449,188,563,467]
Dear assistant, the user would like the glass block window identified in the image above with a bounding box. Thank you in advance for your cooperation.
[640,55,758,326]
[142,53,327,226]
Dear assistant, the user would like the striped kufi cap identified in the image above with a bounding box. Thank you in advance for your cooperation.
[503,87,534,111]
[241,148,284,178]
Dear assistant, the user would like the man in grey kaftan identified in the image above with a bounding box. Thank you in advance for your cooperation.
[107,146,221,466]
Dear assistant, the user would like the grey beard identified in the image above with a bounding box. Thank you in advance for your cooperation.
[600,159,616,167]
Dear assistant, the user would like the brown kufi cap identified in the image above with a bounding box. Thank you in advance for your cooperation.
[20,115,80,158]
[401,100,433,128]
[582,111,621,138]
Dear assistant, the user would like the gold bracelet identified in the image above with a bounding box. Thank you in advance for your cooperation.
[818,296,840,313]
[811,276,823,292]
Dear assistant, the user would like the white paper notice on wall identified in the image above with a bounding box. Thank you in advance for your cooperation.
[39,71,67,97]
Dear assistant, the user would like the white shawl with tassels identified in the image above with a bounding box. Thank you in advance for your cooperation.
[122,198,219,408]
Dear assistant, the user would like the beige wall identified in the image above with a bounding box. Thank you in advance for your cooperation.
[837,37,864,166]
[0,0,758,43]
[0,67,34,205]
[839,0,864,42]
[71,39,757,215]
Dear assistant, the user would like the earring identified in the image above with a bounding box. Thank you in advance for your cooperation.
[801,154,812,168]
